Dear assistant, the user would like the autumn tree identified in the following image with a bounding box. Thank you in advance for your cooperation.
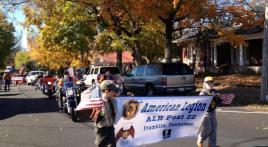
[97,0,153,66]
[129,0,263,63]
[0,11,16,68]
[2,0,164,67]
[95,24,165,63]
[22,0,97,69]
[14,50,30,68]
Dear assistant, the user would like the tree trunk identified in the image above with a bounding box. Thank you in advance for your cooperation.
[132,40,144,66]
[116,50,122,71]
[164,22,173,63]
[261,3,268,101]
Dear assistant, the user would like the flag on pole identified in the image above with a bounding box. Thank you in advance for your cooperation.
[76,85,104,111]
[220,94,235,104]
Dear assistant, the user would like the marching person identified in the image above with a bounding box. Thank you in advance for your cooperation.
[3,70,11,91]
[197,76,222,147]
[94,80,119,147]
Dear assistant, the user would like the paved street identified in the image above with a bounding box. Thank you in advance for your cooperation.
[0,85,268,147]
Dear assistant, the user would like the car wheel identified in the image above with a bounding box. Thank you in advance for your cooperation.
[145,85,155,96]
[122,83,127,95]
[63,106,68,114]
[70,108,77,122]
[92,80,96,85]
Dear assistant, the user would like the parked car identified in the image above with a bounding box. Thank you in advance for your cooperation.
[26,71,45,85]
[123,63,196,96]
[84,66,121,86]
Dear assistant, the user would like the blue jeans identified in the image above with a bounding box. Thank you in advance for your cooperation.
[4,80,11,91]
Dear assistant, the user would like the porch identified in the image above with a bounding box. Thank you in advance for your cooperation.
[182,32,263,74]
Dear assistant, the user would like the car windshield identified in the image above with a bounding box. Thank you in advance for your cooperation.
[63,82,74,89]
[100,67,120,74]
[30,72,43,75]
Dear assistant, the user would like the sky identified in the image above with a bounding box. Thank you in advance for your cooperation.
[8,7,28,50]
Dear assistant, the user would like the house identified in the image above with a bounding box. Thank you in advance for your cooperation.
[89,51,134,73]
[174,27,264,74]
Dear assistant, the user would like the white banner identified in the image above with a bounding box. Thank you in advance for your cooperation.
[11,77,24,81]
[114,96,212,147]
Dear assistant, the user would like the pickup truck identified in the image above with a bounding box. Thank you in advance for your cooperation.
[123,63,196,96]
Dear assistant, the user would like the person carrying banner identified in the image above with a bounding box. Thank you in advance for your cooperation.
[94,80,120,147]
[197,76,222,147]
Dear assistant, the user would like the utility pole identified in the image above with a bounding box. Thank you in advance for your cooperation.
[261,2,268,101]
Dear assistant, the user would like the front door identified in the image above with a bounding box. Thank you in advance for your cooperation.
[217,43,231,69]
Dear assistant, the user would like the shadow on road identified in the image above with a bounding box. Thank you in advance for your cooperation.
[0,93,22,96]
[76,110,92,122]
[229,136,268,147]
[0,97,58,120]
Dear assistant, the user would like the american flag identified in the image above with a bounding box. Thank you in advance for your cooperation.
[220,94,235,104]
[76,85,104,111]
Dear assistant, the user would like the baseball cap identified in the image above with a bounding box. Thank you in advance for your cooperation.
[204,76,214,82]
[100,80,119,93]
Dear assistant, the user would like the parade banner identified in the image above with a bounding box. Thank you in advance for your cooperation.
[114,96,212,147]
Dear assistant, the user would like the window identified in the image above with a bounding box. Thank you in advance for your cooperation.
[90,69,94,74]
[146,65,162,75]
[162,63,193,75]
[130,67,137,76]
[136,66,145,76]
[163,64,182,75]
[99,67,120,74]
[94,68,99,74]
[86,68,91,75]
[182,64,193,75]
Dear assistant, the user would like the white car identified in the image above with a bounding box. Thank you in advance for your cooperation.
[84,66,121,86]
[26,71,45,85]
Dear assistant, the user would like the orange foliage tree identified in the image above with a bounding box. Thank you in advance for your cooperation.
[130,0,264,62]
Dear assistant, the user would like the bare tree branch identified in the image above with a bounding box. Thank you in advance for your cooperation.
[1,0,30,6]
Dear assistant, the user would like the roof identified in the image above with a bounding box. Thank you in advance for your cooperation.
[173,27,264,43]
[235,27,263,35]
[101,51,133,63]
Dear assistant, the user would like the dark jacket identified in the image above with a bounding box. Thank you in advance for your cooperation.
[199,89,222,114]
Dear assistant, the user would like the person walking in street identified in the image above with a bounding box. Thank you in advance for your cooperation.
[94,80,119,147]
[3,70,11,91]
[197,76,222,147]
